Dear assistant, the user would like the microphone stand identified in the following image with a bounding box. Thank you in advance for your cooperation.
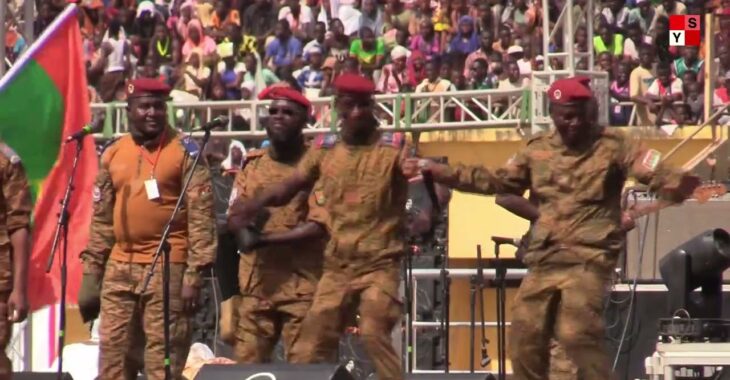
[45,139,84,380]
[477,245,491,370]
[140,128,213,380]
[420,170,450,372]
[492,240,508,380]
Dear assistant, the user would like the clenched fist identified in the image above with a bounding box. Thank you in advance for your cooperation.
[228,198,264,230]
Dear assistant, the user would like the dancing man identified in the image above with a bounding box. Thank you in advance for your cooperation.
[404,77,700,379]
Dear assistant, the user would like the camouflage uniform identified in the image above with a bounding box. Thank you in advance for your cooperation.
[0,144,31,380]
[442,128,685,380]
[287,132,408,380]
[80,131,217,380]
[229,148,325,362]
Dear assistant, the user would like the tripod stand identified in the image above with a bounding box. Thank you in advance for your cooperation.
[140,128,214,380]
[45,139,85,380]
[469,245,491,373]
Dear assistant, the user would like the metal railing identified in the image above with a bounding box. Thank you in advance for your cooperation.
[90,88,527,140]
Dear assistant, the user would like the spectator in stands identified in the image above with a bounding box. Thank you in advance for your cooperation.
[630,44,657,126]
[685,81,704,123]
[713,72,730,117]
[148,23,178,84]
[600,0,629,31]
[654,0,687,19]
[493,25,512,56]
[360,0,385,36]
[407,51,427,87]
[182,19,218,62]
[97,20,130,102]
[651,16,673,63]
[180,50,211,99]
[326,19,351,61]
[574,25,588,53]
[646,62,684,125]
[416,59,454,93]
[622,22,643,62]
[410,19,441,60]
[627,0,654,33]
[468,58,494,90]
[464,30,494,80]
[610,62,632,126]
[449,16,479,56]
[266,20,303,69]
[597,52,614,79]
[242,52,279,93]
[717,44,730,82]
[217,42,244,100]
[210,0,241,41]
[594,23,624,58]
[673,46,703,83]
[378,46,410,93]
[350,27,386,71]
[304,22,328,59]
[503,0,538,36]
[297,46,325,96]
[279,0,315,41]
[383,0,412,32]
[242,0,277,41]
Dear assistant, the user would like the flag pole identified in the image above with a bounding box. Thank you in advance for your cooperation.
[0,4,77,90]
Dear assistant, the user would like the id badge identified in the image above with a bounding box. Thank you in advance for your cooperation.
[144,179,160,200]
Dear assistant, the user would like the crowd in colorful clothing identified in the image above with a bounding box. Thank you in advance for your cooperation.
[6,0,730,130]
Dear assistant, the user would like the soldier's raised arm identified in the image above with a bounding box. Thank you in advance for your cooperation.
[403,149,531,196]
[228,143,324,230]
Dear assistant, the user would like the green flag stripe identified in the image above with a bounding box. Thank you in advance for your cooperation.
[0,60,64,189]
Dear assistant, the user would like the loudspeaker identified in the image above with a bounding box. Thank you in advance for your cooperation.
[12,373,73,380]
[194,364,355,380]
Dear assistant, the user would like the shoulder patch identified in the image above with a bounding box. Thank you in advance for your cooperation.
[640,149,662,171]
[242,148,265,168]
[314,133,338,149]
[0,143,20,164]
[180,135,200,157]
[379,132,405,148]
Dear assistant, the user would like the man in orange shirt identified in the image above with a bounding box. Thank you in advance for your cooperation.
[80,78,217,380]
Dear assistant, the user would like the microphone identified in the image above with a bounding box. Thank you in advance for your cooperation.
[65,116,104,143]
[491,236,520,247]
[194,116,229,131]
[421,169,441,215]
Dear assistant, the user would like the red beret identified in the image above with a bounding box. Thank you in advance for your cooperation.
[258,85,311,111]
[573,75,592,88]
[127,78,172,99]
[548,77,593,104]
[333,73,376,95]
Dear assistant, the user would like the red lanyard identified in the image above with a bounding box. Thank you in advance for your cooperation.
[138,129,166,178]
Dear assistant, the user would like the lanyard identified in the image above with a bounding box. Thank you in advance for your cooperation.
[138,129,167,178]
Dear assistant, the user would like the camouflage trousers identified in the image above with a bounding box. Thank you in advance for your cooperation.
[510,263,613,380]
[289,265,403,380]
[0,291,11,380]
[97,260,192,380]
[234,295,311,362]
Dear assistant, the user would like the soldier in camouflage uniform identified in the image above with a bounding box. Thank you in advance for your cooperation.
[0,143,32,380]
[406,77,700,380]
[79,78,217,380]
[229,74,410,380]
[228,86,327,362]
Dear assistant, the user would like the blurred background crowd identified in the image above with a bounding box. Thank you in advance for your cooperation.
[4,0,730,151]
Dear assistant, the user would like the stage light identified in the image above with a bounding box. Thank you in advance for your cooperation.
[659,229,730,318]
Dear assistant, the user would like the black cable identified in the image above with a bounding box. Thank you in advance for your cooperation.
[611,193,655,371]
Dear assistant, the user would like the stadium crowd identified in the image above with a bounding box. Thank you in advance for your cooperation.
[5,0,730,136]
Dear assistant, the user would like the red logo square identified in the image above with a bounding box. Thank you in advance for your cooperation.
[685,30,701,46]
[669,14,685,30]
[685,15,701,31]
